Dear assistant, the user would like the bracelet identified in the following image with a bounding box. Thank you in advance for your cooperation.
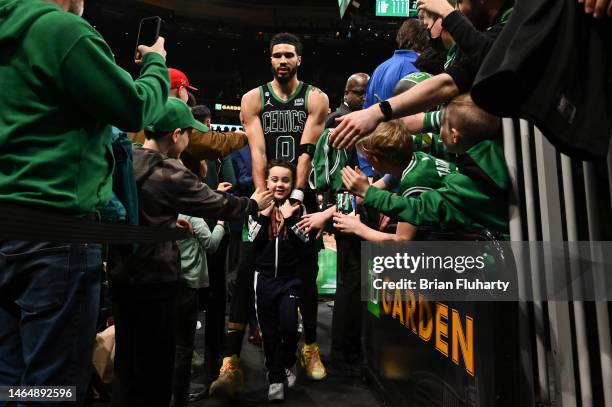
[290,189,304,202]
[378,100,393,122]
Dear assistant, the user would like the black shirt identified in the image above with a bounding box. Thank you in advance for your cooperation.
[443,1,514,93]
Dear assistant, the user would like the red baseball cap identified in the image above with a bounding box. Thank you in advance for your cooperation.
[168,67,198,91]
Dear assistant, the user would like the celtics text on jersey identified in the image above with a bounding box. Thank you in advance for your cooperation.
[259,81,312,162]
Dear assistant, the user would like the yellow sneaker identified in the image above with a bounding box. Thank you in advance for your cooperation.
[209,355,244,397]
[300,342,327,380]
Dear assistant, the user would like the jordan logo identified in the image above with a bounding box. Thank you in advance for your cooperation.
[265,99,273,107]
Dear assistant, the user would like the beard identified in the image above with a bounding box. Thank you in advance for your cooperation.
[271,65,298,84]
[68,0,84,16]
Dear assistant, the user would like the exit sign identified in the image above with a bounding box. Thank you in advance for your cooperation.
[375,0,418,17]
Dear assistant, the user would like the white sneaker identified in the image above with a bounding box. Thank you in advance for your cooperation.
[268,383,284,401]
[285,365,297,388]
[196,320,202,330]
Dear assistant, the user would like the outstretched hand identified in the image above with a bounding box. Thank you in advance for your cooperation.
[296,210,332,239]
[341,166,370,198]
[333,213,363,236]
[251,188,274,210]
[331,106,384,149]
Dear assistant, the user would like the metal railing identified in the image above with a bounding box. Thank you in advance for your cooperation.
[503,119,612,407]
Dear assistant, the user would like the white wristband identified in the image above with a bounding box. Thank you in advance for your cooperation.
[290,189,304,203]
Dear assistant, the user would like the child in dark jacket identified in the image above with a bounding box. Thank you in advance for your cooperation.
[248,160,310,402]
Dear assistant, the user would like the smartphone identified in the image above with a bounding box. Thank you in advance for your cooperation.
[336,191,355,215]
[135,16,161,60]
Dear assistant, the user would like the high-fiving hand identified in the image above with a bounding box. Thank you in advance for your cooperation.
[341,166,370,198]
[330,105,384,149]
[332,213,364,236]
[296,208,333,239]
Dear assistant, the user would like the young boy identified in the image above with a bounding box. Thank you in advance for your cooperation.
[108,97,273,406]
[332,119,456,241]
[341,93,509,237]
[173,157,228,407]
[248,160,311,401]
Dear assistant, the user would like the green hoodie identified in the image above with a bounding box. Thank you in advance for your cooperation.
[0,0,169,215]
[363,139,510,237]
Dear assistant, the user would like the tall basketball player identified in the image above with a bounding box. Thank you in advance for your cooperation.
[209,33,329,397]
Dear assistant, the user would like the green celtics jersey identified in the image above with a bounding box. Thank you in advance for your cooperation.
[259,81,312,163]
[399,151,456,197]
[364,140,510,237]
[413,132,452,161]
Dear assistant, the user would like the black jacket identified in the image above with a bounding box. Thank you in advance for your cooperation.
[472,0,611,159]
[325,102,352,129]
[109,147,257,285]
[444,1,514,93]
[247,205,311,278]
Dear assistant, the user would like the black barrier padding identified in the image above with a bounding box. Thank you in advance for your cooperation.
[0,205,189,243]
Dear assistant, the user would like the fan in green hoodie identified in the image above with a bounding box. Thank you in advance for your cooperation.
[341,93,509,238]
[0,0,170,215]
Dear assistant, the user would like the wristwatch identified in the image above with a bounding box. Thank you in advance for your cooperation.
[378,100,393,122]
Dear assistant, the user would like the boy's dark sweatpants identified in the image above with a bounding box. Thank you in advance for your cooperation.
[254,272,301,384]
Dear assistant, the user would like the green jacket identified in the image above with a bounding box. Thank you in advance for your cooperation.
[0,0,169,215]
[363,140,509,236]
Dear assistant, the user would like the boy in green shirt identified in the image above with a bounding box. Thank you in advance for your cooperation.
[341,93,509,237]
[332,120,456,241]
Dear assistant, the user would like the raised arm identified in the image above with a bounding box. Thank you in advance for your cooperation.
[331,74,458,149]
[241,89,267,190]
[333,213,417,242]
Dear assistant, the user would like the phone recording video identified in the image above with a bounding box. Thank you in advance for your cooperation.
[134,16,161,61]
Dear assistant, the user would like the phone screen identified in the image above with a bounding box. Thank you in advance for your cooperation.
[135,16,161,59]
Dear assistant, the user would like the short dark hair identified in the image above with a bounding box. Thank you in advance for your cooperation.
[270,32,303,56]
[266,159,297,183]
[192,105,212,122]
[144,130,171,140]
[396,18,429,52]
